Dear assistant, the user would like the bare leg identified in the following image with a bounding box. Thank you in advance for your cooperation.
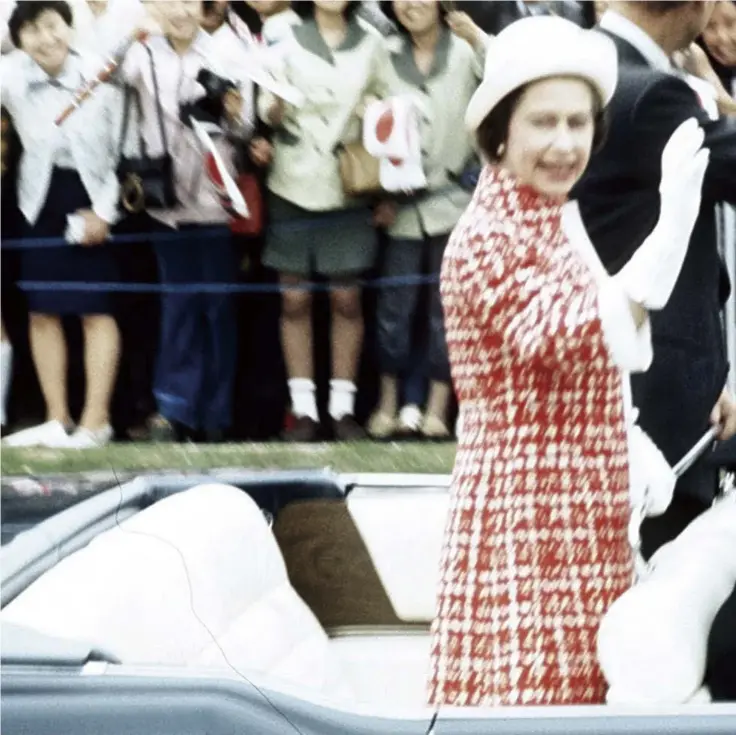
[375,374,399,417]
[79,314,121,430]
[280,273,313,380]
[329,282,363,381]
[424,380,452,436]
[29,313,70,425]
[0,316,12,426]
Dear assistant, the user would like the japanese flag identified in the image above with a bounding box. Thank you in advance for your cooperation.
[190,117,249,219]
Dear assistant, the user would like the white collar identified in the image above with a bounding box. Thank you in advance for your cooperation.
[262,9,301,44]
[599,10,673,73]
[152,29,213,59]
[25,52,84,91]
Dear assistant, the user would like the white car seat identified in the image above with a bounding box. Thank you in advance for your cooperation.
[2,483,353,700]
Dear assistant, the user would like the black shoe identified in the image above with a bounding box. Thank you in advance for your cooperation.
[148,414,192,443]
[204,429,227,443]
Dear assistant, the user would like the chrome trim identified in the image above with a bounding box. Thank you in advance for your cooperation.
[326,624,430,639]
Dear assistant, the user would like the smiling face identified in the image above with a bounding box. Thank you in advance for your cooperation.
[392,0,440,36]
[158,1,202,44]
[501,76,598,200]
[702,1,736,67]
[17,8,72,77]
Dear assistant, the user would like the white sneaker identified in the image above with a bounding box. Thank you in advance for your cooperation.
[2,420,73,448]
[66,424,114,449]
[397,404,423,434]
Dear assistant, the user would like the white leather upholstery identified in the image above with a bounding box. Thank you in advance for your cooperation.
[2,484,353,699]
[328,634,432,707]
[347,489,449,621]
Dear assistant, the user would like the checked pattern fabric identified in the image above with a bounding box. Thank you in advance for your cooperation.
[428,165,634,707]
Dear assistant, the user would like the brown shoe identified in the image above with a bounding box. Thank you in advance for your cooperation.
[333,415,366,442]
[282,416,319,442]
[148,414,178,442]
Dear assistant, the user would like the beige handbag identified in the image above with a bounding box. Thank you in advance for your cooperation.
[337,140,382,198]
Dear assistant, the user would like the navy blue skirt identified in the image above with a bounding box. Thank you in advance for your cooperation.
[21,168,119,315]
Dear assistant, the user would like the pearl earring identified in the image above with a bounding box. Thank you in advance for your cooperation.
[496,143,506,158]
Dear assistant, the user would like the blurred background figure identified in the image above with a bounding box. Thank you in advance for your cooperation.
[1,1,124,449]
[594,0,609,23]
[701,0,736,92]
[366,0,484,441]
[119,0,254,443]
[200,0,229,34]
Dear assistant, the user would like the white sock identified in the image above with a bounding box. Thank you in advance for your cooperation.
[329,379,356,421]
[0,341,12,427]
[288,378,318,421]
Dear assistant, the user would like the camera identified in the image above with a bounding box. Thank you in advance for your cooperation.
[180,69,238,127]
[196,68,237,101]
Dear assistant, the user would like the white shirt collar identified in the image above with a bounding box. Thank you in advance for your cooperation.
[151,29,213,59]
[25,51,84,91]
[262,9,301,45]
[599,9,673,72]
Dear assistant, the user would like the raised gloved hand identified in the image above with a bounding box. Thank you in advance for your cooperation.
[615,118,710,310]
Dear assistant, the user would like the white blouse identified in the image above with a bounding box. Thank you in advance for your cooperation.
[120,31,254,226]
[0,49,123,225]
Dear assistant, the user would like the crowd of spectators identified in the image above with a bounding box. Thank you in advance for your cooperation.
[0,0,734,448]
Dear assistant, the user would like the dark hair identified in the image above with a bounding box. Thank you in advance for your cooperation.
[8,1,73,48]
[292,1,362,21]
[378,1,449,33]
[476,79,609,163]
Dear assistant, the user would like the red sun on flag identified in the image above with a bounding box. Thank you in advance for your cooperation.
[375,107,395,144]
[205,152,225,191]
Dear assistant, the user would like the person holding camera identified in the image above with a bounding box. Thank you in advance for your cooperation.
[121,1,254,442]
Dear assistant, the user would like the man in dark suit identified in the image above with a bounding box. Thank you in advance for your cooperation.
[572,1,736,701]
[573,0,736,554]
[456,0,593,33]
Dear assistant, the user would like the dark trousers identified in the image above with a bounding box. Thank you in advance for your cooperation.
[640,491,711,561]
[403,342,430,407]
[153,225,237,432]
[376,233,450,384]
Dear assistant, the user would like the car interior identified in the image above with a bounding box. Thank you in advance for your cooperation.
[1,477,451,709]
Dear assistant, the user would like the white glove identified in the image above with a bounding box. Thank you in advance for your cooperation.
[628,423,677,517]
[615,118,710,310]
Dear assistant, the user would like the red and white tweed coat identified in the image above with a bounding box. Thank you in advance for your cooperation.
[428,165,634,707]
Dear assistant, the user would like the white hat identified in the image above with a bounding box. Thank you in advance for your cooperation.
[465,16,618,133]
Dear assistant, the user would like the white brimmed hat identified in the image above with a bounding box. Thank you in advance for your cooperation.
[465,16,618,133]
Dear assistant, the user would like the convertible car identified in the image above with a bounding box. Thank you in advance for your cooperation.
[2,457,735,735]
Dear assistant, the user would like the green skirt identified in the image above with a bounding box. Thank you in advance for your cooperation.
[264,193,378,277]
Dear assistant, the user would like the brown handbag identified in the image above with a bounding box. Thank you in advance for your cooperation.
[337,140,382,197]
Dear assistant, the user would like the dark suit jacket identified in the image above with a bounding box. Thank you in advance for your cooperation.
[572,31,736,503]
[457,1,592,33]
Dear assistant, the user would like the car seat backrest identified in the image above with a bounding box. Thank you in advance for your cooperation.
[2,483,353,699]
